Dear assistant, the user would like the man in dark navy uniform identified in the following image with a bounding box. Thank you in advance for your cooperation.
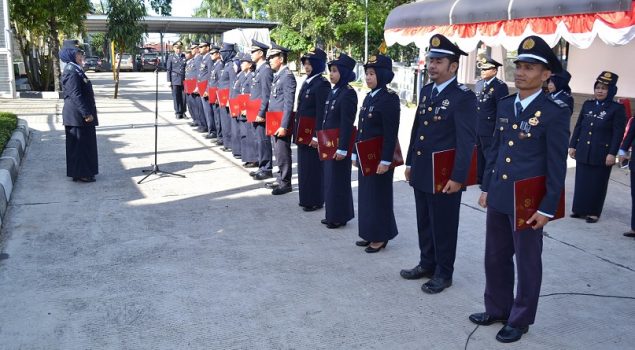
[196,41,212,134]
[401,34,477,294]
[264,43,297,195]
[470,36,570,343]
[209,44,224,143]
[218,43,237,151]
[475,56,508,183]
[186,43,203,128]
[167,41,187,119]
[248,40,274,180]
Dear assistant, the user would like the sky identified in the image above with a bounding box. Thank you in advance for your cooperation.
[146,0,203,43]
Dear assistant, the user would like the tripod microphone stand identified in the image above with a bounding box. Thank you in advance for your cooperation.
[138,68,186,184]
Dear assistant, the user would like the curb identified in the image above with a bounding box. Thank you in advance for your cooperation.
[0,119,30,227]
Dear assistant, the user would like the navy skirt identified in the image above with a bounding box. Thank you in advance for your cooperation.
[65,126,98,178]
[358,167,398,242]
[323,157,354,223]
[297,145,324,207]
[572,162,612,216]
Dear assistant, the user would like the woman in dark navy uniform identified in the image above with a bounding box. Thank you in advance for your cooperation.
[547,70,574,114]
[238,53,258,168]
[569,71,626,223]
[295,48,330,211]
[351,54,400,253]
[61,41,98,183]
[316,53,357,228]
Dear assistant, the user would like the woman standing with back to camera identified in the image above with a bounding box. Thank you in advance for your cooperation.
[61,40,99,183]
[569,71,626,223]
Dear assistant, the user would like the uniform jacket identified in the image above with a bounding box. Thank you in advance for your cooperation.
[62,62,98,127]
[197,53,211,82]
[353,88,400,162]
[231,71,245,99]
[242,71,254,95]
[406,80,477,193]
[249,62,273,118]
[552,91,574,115]
[316,85,358,152]
[482,92,570,215]
[210,59,224,89]
[476,77,509,136]
[570,99,626,166]
[267,66,297,129]
[620,115,635,170]
[218,60,236,90]
[185,55,200,82]
[166,53,186,86]
[295,74,330,137]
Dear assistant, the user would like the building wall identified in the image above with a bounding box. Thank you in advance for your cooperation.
[0,0,15,98]
[568,38,635,98]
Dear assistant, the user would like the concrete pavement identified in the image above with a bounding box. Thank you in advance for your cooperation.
[0,71,633,349]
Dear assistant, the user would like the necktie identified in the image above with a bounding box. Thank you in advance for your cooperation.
[431,87,439,99]
[515,101,523,118]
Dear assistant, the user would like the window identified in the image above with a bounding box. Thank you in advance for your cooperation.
[502,38,569,82]
[474,41,492,80]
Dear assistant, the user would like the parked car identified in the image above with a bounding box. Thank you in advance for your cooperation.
[114,53,135,72]
[140,52,162,71]
[83,56,108,72]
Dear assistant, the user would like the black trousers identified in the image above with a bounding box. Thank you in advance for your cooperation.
[273,134,292,188]
[171,84,186,116]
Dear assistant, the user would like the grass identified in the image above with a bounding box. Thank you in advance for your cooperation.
[0,112,18,153]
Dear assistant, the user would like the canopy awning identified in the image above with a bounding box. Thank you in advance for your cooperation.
[385,0,635,50]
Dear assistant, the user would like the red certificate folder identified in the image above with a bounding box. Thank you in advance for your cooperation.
[265,111,283,136]
[207,86,218,104]
[431,146,478,193]
[317,127,357,161]
[514,176,565,231]
[246,98,262,122]
[229,95,247,117]
[218,88,230,107]
[197,80,208,96]
[294,116,316,145]
[355,137,404,176]
[184,79,196,94]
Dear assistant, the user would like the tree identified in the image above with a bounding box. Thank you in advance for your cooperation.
[107,0,147,98]
[10,0,92,91]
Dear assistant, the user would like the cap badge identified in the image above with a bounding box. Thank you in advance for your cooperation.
[522,38,535,50]
[368,55,377,63]
[481,57,487,64]
[431,37,441,47]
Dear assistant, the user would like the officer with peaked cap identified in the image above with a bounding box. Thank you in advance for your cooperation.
[351,54,400,253]
[294,48,330,209]
[196,41,213,134]
[547,70,574,114]
[218,43,237,152]
[263,43,297,195]
[570,71,625,223]
[249,39,275,180]
[471,35,570,343]
[186,43,204,128]
[239,53,258,168]
[401,34,477,294]
[209,44,224,143]
[317,53,358,228]
[167,40,187,119]
[475,56,509,183]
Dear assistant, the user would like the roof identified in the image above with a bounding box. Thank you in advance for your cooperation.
[84,15,278,34]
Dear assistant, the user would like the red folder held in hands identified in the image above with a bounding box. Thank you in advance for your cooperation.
[355,137,404,176]
[294,116,316,145]
[184,79,196,94]
[207,86,218,104]
[514,176,565,231]
[266,111,283,136]
[229,94,248,117]
[246,98,262,122]
[431,146,478,193]
[218,88,230,107]
[197,80,208,96]
[317,127,357,161]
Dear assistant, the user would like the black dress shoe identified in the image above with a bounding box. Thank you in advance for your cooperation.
[321,219,329,225]
[569,213,583,218]
[233,155,242,159]
[196,127,208,133]
[365,241,387,253]
[243,162,258,168]
[623,231,635,237]
[74,176,96,183]
[176,114,184,119]
[222,147,232,152]
[302,205,323,212]
[586,216,599,223]
[421,277,452,294]
[400,265,434,280]
[264,182,280,189]
[205,133,216,139]
[272,186,292,195]
[496,325,529,343]
[326,222,346,229]
[215,140,224,146]
[469,312,508,326]
[254,171,273,180]
[355,240,370,247]
[188,122,198,127]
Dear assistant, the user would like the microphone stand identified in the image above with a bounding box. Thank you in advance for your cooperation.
[138,67,186,184]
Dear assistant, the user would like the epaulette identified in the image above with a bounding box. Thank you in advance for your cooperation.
[458,84,471,92]
[500,93,517,100]
[549,97,569,108]
[387,87,397,95]
[346,85,354,89]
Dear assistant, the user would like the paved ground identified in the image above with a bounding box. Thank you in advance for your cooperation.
[0,71,634,350]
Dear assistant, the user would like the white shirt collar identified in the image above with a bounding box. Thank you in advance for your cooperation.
[486,76,497,85]
[514,88,543,110]
[370,88,382,97]
[275,65,288,76]
[256,60,266,69]
[551,90,562,98]
[433,76,457,94]
[305,74,318,85]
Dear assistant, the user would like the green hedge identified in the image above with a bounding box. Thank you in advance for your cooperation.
[0,112,18,152]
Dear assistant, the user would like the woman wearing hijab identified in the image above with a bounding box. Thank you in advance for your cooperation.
[351,54,400,252]
[569,71,626,223]
[316,53,357,228]
[295,48,330,211]
[61,40,98,183]
[547,70,574,114]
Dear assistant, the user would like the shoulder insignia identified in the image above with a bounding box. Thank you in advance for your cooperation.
[549,98,569,108]
[459,84,470,92]
[500,93,517,100]
[387,88,397,95]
